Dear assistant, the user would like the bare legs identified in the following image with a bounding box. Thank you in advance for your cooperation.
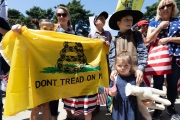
[30,103,50,120]
[42,103,50,120]
[84,113,92,120]
[30,106,39,120]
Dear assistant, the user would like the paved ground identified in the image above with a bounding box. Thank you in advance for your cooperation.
[2,97,180,120]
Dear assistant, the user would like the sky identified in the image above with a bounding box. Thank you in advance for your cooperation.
[7,0,157,35]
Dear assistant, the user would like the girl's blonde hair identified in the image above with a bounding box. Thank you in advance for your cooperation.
[56,6,72,28]
[115,51,135,74]
[155,0,179,21]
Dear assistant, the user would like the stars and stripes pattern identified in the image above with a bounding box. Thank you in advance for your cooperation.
[97,87,109,105]
[63,94,97,115]
[145,45,172,75]
[156,17,180,65]
[143,17,180,87]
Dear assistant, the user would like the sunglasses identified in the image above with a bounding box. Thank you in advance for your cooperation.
[159,3,173,10]
[56,13,67,17]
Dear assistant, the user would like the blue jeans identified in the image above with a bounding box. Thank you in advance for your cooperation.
[153,57,180,107]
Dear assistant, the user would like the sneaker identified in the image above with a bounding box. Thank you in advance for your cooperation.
[167,106,178,116]
[152,110,163,120]
[105,111,112,116]
[170,114,180,120]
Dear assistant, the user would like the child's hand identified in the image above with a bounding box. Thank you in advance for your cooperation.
[12,24,22,33]
[109,90,117,97]
[105,41,110,46]
[110,70,117,81]
[135,70,143,86]
[109,76,117,96]
[141,99,153,107]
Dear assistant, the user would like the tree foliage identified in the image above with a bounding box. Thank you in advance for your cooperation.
[8,9,26,26]
[67,0,94,36]
[26,6,54,20]
[7,0,94,36]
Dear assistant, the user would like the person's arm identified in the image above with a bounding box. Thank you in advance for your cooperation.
[158,37,180,45]
[146,21,169,45]
[108,80,116,97]
[168,37,180,44]
[108,39,116,70]
[0,27,9,35]
[136,32,148,72]
[105,31,112,46]
[0,17,11,35]
[141,34,149,47]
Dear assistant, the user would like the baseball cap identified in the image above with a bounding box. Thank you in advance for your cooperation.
[137,20,149,27]
[94,11,108,24]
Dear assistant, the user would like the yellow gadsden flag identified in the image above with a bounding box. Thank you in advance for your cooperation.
[1,26,109,116]
[116,0,144,11]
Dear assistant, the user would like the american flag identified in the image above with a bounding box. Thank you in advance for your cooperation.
[143,44,172,87]
[145,45,172,76]
[97,87,109,105]
[1,74,8,91]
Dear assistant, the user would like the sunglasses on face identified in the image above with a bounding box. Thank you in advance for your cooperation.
[56,13,67,17]
[159,3,173,10]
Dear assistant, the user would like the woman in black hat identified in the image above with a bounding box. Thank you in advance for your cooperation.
[108,8,148,120]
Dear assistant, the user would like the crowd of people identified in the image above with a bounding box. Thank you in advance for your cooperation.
[0,0,180,120]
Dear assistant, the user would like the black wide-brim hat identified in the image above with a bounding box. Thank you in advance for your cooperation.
[109,7,143,30]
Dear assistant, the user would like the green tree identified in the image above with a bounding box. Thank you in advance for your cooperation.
[8,9,26,26]
[8,7,55,28]
[25,6,54,28]
[25,6,54,20]
[143,0,180,21]
[8,1,93,36]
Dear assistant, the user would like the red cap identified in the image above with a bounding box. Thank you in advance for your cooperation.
[137,20,149,27]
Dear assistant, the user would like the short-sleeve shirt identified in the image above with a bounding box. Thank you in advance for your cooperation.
[149,17,180,65]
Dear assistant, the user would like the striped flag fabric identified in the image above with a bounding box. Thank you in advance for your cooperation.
[0,0,8,20]
[178,77,180,92]
[145,45,172,75]
[143,75,151,87]
[143,45,172,87]
[1,74,8,91]
[97,87,109,105]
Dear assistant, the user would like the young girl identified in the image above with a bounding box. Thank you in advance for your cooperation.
[11,18,54,120]
[109,51,141,120]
